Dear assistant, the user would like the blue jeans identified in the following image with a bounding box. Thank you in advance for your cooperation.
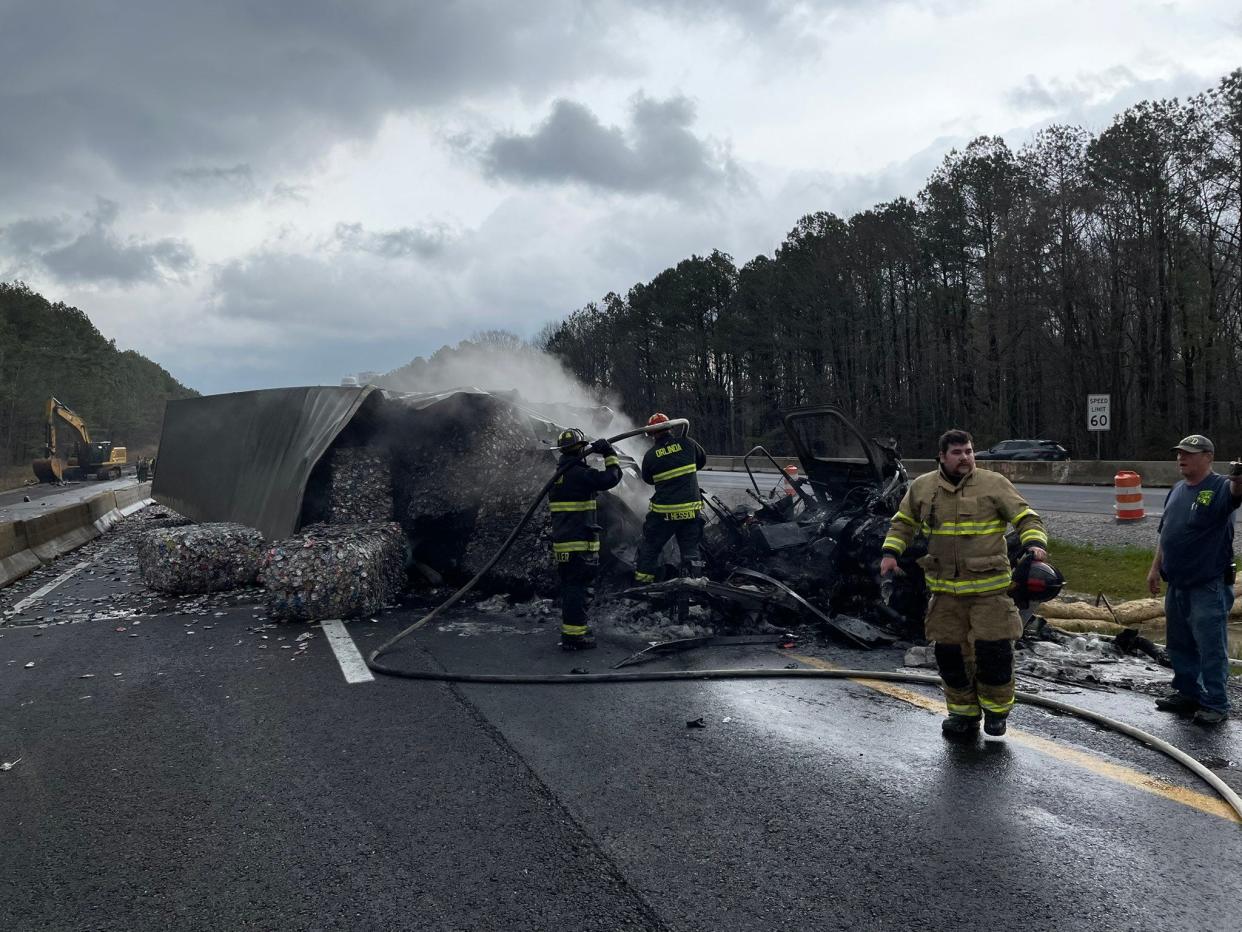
[1165,581,1234,713]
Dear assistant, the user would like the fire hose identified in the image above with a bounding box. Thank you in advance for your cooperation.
[365,423,1242,824]
[368,417,692,661]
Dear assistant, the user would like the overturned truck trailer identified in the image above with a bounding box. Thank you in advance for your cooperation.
[152,386,647,598]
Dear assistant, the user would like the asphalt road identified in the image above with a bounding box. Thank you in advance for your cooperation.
[700,470,1169,517]
[2,508,1240,931]
[0,473,142,523]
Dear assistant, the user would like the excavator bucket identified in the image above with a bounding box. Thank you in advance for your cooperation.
[32,458,64,483]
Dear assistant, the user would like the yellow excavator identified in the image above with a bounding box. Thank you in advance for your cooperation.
[31,397,128,483]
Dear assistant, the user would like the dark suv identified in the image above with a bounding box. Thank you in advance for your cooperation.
[974,439,1070,461]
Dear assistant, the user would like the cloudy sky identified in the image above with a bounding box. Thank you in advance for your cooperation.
[2,1,1239,394]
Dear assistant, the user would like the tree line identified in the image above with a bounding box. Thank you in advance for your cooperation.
[0,282,196,474]
[542,71,1242,461]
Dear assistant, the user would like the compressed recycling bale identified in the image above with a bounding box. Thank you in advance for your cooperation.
[328,446,393,524]
[385,394,557,593]
[137,523,265,594]
[263,522,406,620]
[459,448,559,597]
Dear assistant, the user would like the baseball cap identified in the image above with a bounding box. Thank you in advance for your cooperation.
[1172,434,1214,454]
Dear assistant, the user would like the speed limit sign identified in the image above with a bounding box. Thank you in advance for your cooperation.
[1087,394,1110,431]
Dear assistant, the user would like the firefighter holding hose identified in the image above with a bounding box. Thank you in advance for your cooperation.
[634,413,709,584]
[879,428,1049,739]
[549,427,622,650]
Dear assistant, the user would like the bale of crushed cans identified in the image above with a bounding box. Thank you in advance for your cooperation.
[387,394,558,594]
[459,448,558,597]
[328,446,393,524]
[262,521,406,620]
[137,522,266,594]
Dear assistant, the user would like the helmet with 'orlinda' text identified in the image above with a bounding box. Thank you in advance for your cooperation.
[647,412,670,428]
[557,427,587,452]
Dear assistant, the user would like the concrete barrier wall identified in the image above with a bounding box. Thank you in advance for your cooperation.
[704,456,1183,488]
[0,520,39,590]
[0,482,153,590]
[24,502,100,562]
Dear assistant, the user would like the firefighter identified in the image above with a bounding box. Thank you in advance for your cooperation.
[634,413,708,584]
[549,427,622,650]
[879,428,1048,739]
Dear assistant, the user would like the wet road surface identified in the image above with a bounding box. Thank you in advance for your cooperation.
[2,510,1240,931]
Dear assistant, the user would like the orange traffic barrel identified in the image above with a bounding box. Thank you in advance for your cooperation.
[1114,470,1145,521]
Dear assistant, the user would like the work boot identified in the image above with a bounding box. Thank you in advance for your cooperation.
[983,711,1008,738]
[1155,692,1199,715]
[559,635,597,651]
[941,714,980,739]
[1193,708,1228,726]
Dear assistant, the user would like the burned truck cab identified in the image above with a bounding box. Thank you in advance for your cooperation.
[781,406,928,634]
[699,406,930,642]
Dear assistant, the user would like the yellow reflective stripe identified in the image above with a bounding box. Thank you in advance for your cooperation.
[634,571,656,583]
[561,624,588,636]
[1020,529,1048,545]
[925,572,1012,595]
[882,536,908,554]
[1012,507,1038,523]
[947,702,980,716]
[652,463,697,482]
[928,520,1006,535]
[979,696,1014,714]
[604,455,620,467]
[894,510,917,526]
[939,519,1006,530]
[549,500,596,512]
[650,501,703,513]
[552,540,600,553]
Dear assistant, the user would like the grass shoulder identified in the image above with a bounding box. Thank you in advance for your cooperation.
[1048,537,1154,602]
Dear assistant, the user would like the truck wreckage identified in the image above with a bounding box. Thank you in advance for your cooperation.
[132,385,1242,824]
[148,388,1116,667]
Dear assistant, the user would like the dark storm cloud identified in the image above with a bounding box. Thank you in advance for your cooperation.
[333,221,452,260]
[0,216,70,258]
[481,94,745,199]
[0,198,194,285]
[0,1,620,191]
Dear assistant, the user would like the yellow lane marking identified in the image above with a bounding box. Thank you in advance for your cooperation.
[787,653,1239,823]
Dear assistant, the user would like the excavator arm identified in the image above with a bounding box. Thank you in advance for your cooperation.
[43,397,91,457]
[32,397,97,483]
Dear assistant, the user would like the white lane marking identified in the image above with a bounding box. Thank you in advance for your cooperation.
[321,619,375,684]
[8,560,91,614]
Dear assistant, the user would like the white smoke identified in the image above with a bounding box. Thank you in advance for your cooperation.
[376,333,661,511]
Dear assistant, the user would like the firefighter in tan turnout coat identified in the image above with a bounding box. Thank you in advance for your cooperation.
[879,429,1049,739]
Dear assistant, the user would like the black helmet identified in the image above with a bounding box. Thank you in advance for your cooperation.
[557,427,587,452]
[1010,556,1064,607]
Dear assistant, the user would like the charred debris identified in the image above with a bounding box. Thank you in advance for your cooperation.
[151,389,930,645]
[141,387,1174,691]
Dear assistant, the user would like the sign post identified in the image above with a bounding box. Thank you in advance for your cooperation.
[1087,393,1110,460]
